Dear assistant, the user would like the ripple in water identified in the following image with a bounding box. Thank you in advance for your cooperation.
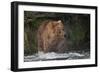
[24,51,90,62]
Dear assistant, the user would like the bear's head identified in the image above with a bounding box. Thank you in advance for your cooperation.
[51,20,65,39]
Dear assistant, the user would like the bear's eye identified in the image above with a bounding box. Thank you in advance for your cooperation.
[48,36,50,39]
[58,31,61,34]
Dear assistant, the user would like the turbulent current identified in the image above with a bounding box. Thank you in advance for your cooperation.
[24,50,90,62]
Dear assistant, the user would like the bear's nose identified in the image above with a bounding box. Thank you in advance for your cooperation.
[64,34,66,37]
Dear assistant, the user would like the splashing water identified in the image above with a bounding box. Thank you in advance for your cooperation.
[24,51,90,62]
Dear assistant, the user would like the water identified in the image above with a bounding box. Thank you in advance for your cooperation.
[24,50,90,62]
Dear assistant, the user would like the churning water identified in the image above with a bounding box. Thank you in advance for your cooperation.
[24,50,90,62]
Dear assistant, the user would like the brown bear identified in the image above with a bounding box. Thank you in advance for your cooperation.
[37,20,67,53]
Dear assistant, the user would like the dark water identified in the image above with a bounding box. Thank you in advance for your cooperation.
[24,50,90,62]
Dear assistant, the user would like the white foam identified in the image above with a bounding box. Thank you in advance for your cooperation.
[24,51,87,62]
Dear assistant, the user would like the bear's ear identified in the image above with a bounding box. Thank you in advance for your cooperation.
[57,20,62,23]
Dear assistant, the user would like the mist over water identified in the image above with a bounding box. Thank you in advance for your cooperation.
[24,50,90,62]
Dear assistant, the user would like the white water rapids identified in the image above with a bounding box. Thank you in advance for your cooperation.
[24,51,90,62]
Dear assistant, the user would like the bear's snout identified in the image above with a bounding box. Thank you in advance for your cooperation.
[64,34,66,37]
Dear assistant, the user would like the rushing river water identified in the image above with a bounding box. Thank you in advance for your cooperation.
[24,50,90,62]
